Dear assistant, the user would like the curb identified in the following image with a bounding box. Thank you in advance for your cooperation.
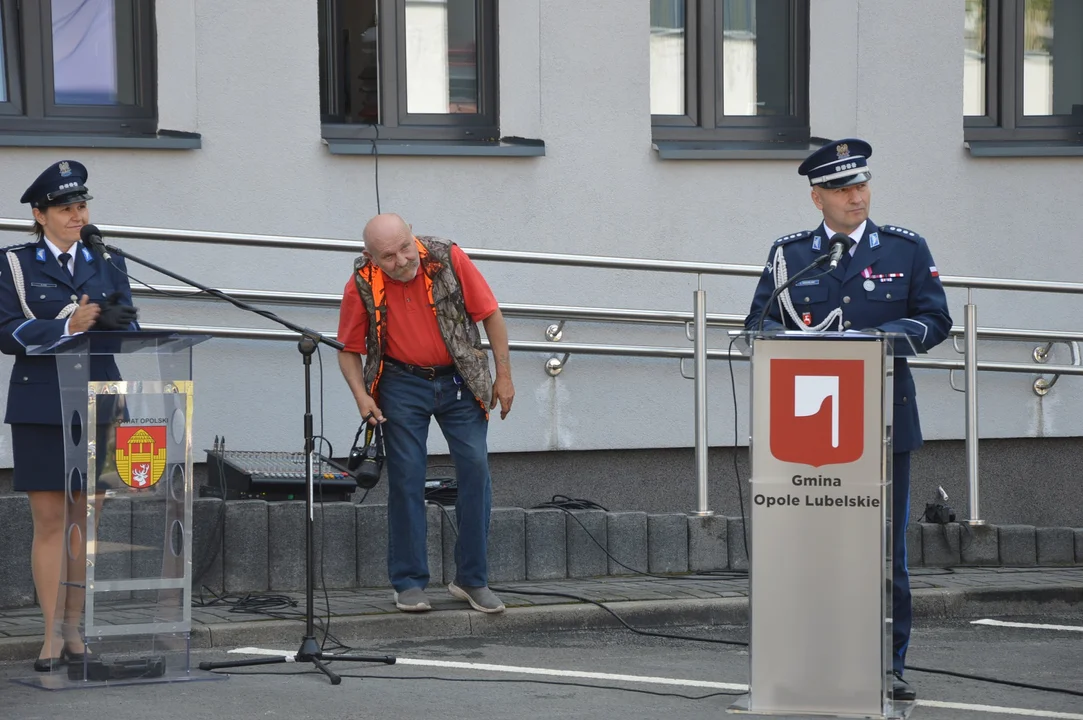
[2,586,1081,664]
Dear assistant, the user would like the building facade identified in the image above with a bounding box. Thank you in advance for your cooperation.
[0,1,1081,523]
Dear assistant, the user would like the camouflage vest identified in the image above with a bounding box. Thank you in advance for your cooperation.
[351,236,493,407]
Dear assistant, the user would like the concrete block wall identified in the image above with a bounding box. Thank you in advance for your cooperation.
[2,497,1083,607]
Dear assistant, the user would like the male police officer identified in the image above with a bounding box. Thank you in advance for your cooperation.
[745,139,952,702]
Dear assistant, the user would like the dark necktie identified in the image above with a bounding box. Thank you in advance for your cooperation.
[57,252,74,282]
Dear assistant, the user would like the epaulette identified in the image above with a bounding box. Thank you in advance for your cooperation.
[0,242,35,254]
[773,230,812,245]
[880,225,922,241]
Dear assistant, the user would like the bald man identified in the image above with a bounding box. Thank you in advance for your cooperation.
[338,214,514,613]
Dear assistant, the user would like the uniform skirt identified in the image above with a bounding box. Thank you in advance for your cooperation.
[11,424,112,493]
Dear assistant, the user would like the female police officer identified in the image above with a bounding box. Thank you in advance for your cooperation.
[0,160,138,671]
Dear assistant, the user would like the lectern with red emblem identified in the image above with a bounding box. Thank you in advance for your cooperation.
[729,331,916,719]
[21,331,212,689]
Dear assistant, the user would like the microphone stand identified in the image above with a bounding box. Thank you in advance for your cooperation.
[755,253,832,333]
[98,241,395,685]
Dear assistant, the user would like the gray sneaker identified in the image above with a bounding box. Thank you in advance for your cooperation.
[393,587,431,612]
[448,582,505,613]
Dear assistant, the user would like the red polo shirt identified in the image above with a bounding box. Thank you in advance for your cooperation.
[337,244,498,366]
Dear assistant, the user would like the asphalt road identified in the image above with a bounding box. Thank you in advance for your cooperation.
[1,616,1081,719]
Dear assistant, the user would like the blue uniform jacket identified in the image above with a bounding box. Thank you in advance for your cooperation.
[744,220,952,453]
[0,239,138,425]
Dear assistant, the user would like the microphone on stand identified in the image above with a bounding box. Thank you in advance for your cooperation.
[825,232,856,270]
[754,233,856,332]
[80,224,111,260]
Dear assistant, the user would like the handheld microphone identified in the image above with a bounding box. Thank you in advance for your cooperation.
[826,232,855,270]
[80,224,111,259]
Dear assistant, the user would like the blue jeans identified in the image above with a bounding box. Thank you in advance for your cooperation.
[378,364,492,591]
[892,451,912,676]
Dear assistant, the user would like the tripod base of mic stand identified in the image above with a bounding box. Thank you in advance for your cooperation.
[197,635,395,685]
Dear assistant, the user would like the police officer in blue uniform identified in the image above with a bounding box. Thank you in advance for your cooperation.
[745,139,952,702]
[0,160,138,671]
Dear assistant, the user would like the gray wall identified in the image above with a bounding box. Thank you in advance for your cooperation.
[0,1,1081,523]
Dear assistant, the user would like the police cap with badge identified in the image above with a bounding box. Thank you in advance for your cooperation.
[798,138,872,189]
[20,160,93,209]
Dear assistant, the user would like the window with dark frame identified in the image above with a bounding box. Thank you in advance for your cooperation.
[965,0,1083,144]
[650,0,810,145]
[0,0,156,136]
[319,0,499,143]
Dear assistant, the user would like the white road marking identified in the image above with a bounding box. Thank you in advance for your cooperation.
[972,619,1083,633]
[393,657,747,691]
[919,700,1083,719]
[226,647,1083,718]
[228,647,294,659]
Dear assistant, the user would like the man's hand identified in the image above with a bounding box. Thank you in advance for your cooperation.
[357,394,385,424]
[69,295,101,334]
[490,375,514,420]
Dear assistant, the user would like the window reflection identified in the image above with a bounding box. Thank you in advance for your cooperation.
[52,0,136,106]
[1022,0,1083,117]
[650,0,686,116]
[721,0,792,117]
[405,0,479,114]
[964,0,986,116]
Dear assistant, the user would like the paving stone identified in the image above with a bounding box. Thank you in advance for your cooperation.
[525,509,566,580]
[606,512,647,576]
[96,496,133,601]
[0,495,33,608]
[224,500,269,592]
[906,523,922,567]
[566,510,607,578]
[130,498,169,601]
[921,523,961,567]
[191,497,224,594]
[1036,527,1075,567]
[727,517,749,571]
[488,507,525,582]
[647,513,688,574]
[441,506,458,586]
[314,502,357,589]
[688,515,728,572]
[426,502,444,587]
[356,503,388,588]
[960,524,998,566]
[268,502,306,591]
[998,525,1037,566]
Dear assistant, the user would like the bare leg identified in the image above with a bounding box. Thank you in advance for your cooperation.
[27,491,67,660]
[61,492,90,654]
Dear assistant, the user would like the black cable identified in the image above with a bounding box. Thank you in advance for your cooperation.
[905,665,1083,698]
[727,333,749,564]
[371,124,381,215]
[488,586,748,648]
[532,495,608,512]
[528,499,745,581]
[104,254,208,300]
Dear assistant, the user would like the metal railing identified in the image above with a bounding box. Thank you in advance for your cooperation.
[4,218,1083,523]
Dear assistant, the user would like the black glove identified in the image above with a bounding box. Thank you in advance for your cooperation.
[95,292,139,331]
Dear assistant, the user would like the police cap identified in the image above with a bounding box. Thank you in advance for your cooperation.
[798,138,872,189]
[19,160,93,208]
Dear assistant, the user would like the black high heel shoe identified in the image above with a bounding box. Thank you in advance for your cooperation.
[61,642,96,664]
[33,657,63,672]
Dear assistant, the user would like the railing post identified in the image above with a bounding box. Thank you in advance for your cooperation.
[692,288,713,516]
[965,290,983,525]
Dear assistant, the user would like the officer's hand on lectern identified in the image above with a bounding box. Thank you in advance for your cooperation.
[70,295,101,334]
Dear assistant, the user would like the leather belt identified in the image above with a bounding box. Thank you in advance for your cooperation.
[384,356,457,381]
